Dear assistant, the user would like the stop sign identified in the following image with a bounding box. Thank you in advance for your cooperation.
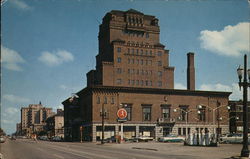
[117,108,127,120]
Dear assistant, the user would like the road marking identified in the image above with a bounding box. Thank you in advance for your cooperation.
[53,154,64,159]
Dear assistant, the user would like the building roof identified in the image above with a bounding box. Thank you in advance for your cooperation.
[62,85,231,104]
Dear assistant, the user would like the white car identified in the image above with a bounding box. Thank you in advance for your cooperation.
[158,135,185,142]
[220,134,243,144]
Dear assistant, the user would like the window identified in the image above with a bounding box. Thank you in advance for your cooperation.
[179,106,188,121]
[142,106,151,121]
[97,97,100,104]
[136,49,139,55]
[117,57,121,63]
[149,60,152,65]
[198,107,206,121]
[132,48,134,54]
[111,97,114,104]
[140,80,144,86]
[141,59,143,65]
[136,59,139,64]
[117,47,121,53]
[125,105,132,121]
[132,59,134,64]
[157,51,162,56]
[145,80,148,86]
[137,69,139,75]
[145,50,148,55]
[128,48,130,54]
[157,81,162,87]
[145,60,148,65]
[146,33,149,38]
[131,80,135,85]
[162,107,170,119]
[128,58,130,64]
[140,49,143,55]
[116,79,122,85]
[117,68,122,74]
[158,71,162,77]
[145,70,148,75]
[104,96,107,104]
[178,128,182,135]
[136,80,139,85]
[128,79,130,85]
[149,50,152,56]
[149,81,152,86]
[128,69,130,74]
[158,61,162,66]
[141,70,144,75]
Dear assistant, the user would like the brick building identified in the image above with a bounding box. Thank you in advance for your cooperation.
[45,109,64,138]
[21,103,54,136]
[62,9,231,142]
[228,100,250,133]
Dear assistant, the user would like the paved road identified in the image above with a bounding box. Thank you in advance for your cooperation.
[0,139,243,159]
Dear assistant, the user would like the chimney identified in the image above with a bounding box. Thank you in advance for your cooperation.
[187,52,195,90]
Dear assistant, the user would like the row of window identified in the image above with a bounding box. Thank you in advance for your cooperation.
[117,57,162,66]
[117,47,163,57]
[122,30,149,38]
[117,78,162,87]
[117,68,162,77]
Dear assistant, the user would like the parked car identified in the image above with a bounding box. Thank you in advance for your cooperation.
[158,135,185,142]
[0,136,5,143]
[51,136,63,142]
[38,136,48,141]
[220,133,243,144]
[137,136,154,142]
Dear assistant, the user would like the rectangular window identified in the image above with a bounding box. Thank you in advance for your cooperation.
[158,61,162,66]
[137,69,139,75]
[145,80,148,86]
[136,59,139,64]
[140,80,144,86]
[132,48,134,54]
[179,106,188,121]
[141,49,143,55]
[104,96,108,104]
[111,97,114,104]
[178,128,182,135]
[198,108,206,121]
[117,57,121,63]
[125,106,132,121]
[136,80,139,85]
[116,79,122,85]
[128,58,130,64]
[132,80,135,85]
[145,60,148,65]
[140,59,143,65]
[149,81,152,86]
[128,48,130,54]
[128,79,130,85]
[145,50,148,55]
[132,59,134,64]
[136,49,139,55]
[146,33,149,38]
[162,107,170,119]
[117,68,122,74]
[157,81,162,87]
[158,71,162,77]
[157,51,162,56]
[117,47,121,53]
[128,69,130,74]
[149,50,152,56]
[142,106,151,121]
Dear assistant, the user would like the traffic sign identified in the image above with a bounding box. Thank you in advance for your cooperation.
[117,108,127,120]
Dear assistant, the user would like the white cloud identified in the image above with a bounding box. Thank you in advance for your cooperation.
[10,0,32,10]
[5,107,19,115]
[38,50,74,66]
[199,83,242,100]
[2,119,15,124]
[199,22,249,57]
[175,83,186,89]
[3,94,31,103]
[1,46,25,71]
[59,84,68,90]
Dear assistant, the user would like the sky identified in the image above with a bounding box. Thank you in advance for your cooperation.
[1,0,249,134]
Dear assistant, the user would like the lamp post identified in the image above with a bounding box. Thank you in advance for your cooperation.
[197,103,230,138]
[237,54,250,158]
[173,108,195,139]
[100,103,107,144]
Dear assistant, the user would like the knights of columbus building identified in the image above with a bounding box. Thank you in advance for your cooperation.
[62,9,231,142]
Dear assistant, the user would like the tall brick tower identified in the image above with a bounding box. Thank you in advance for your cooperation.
[87,9,175,89]
[187,52,195,90]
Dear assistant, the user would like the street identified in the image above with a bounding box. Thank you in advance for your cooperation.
[0,139,243,159]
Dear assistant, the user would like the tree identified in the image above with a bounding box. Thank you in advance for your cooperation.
[0,128,6,136]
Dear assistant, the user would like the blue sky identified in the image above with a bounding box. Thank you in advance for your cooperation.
[1,0,249,134]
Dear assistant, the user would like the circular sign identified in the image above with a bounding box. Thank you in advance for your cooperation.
[117,108,127,119]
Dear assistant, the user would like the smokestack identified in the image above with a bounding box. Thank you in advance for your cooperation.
[187,52,195,90]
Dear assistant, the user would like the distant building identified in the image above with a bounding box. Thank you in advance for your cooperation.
[16,123,21,136]
[21,103,54,136]
[228,100,250,133]
[45,109,64,138]
[63,9,231,142]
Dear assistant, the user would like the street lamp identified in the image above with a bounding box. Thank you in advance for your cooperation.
[100,103,107,144]
[197,103,230,137]
[173,108,195,139]
[237,54,250,158]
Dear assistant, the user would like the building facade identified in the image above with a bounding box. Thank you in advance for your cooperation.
[63,9,231,142]
[45,109,64,138]
[21,103,54,136]
[228,100,250,133]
